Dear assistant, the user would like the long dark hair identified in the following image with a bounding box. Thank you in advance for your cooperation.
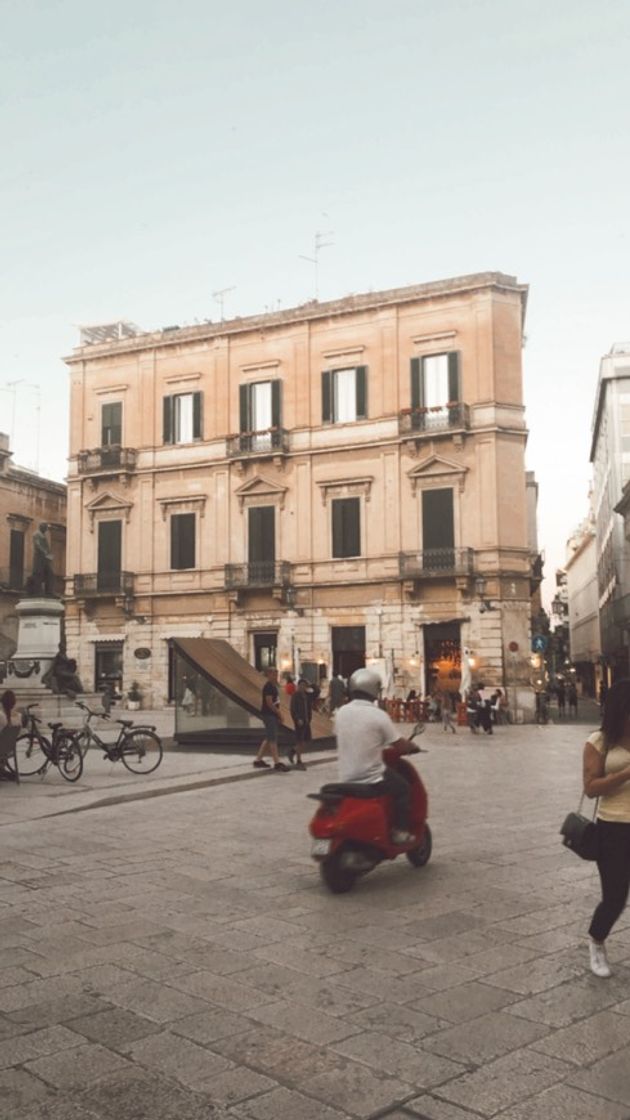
[1,690,16,720]
[600,679,630,751]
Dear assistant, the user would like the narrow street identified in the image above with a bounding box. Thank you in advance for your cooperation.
[1,717,630,1120]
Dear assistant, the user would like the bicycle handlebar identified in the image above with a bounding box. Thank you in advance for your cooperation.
[75,701,110,720]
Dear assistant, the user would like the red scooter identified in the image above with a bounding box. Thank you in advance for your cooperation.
[308,738,431,894]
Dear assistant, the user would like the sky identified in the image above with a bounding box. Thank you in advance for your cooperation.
[2,0,630,605]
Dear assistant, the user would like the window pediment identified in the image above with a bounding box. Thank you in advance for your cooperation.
[84,490,134,531]
[157,495,206,521]
[407,455,467,494]
[316,476,373,506]
[235,475,287,510]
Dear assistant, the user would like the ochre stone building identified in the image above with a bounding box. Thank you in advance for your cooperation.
[0,433,66,659]
[64,271,536,715]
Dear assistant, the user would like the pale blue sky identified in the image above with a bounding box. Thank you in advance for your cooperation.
[2,0,630,601]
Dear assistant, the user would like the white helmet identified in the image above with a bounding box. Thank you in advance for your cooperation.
[348,667,382,700]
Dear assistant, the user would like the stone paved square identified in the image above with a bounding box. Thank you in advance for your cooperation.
[2,719,630,1118]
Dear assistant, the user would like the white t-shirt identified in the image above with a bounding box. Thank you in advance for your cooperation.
[335,699,399,784]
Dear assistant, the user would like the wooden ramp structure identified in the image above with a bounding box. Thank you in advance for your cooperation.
[172,638,335,749]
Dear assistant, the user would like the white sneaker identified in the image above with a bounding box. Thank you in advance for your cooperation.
[589,940,612,978]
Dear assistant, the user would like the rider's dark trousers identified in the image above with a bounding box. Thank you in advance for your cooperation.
[375,766,411,831]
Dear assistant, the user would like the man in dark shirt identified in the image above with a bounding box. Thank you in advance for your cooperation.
[253,668,290,773]
[288,678,311,769]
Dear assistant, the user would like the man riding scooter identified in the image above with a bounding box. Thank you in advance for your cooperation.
[334,667,418,845]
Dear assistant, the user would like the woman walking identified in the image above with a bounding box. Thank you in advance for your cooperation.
[583,679,630,977]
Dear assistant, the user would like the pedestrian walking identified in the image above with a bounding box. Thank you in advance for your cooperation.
[0,690,22,780]
[466,688,480,733]
[583,679,630,977]
[479,697,493,735]
[568,682,578,718]
[556,681,566,719]
[288,678,310,769]
[252,668,290,772]
[441,691,456,734]
[328,673,347,713]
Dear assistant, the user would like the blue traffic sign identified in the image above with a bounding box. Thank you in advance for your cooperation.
[531,634,548,653]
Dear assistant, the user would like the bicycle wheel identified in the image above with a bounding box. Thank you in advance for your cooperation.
[72,730,90,759]
[120,729,163,774]
[13,731,47,775]
[56,732,84,783]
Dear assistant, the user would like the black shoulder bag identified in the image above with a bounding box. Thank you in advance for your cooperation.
[560,793,599,861]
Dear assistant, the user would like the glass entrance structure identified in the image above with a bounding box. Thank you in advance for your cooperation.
[171,637,334,749]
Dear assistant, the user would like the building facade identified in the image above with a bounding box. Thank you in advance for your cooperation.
[64,271,536,713]
[565,512,600,696]
[590,341,630,680]
[0,433,66,659]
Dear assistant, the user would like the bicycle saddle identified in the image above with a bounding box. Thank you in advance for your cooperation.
[116,719,134,728]
[48,722,63,730]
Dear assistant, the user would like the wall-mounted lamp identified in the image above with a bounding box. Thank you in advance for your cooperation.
[467,654,477,669]
[475,576,496,613]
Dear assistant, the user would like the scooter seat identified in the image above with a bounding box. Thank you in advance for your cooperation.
[319,782,384,799]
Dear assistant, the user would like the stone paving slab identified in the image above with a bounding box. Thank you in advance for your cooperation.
[2,719,630,1118]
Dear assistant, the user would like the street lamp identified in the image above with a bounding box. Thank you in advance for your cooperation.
[475,576,495,613]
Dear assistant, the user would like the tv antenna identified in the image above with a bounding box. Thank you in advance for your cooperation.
[299,229,334,301]
[212,286,236,321]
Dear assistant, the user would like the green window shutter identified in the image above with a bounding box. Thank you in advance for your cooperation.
[410,357,423,410]
[102,402,122,446]
[332,498,361,558]
[322,370,332,423]
[355,366,367,419]
[448,352,460,403]
[332,499,344,557]
[271,379,282,428]
[239,384,249,432]
[422,489,455,550]
[171,513,196,570]
[163,395,173,444]
[248,506,275,564]
[192,392,203,439]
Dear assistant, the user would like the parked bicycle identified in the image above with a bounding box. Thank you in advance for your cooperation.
[73,702,163,774]
[11,703,83,783]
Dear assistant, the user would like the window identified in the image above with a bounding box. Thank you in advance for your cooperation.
[171,513,196,570]
[332,497,361,558]
[97,520,122,591]
[322,366,367,424]
[411,353,460,411]
[331,625,366,678]
[163,392,203,444]
[240,381,282,434]
[9,529,24,589]
[101,402,122,446]
[422,489,454,567]
[248,506,275,580]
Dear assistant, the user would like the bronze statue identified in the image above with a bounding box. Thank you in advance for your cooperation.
[29,523,55,597]
[41,642,84,697]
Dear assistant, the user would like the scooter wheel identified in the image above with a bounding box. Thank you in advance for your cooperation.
[407,824,432,868]
[320,853,357,894]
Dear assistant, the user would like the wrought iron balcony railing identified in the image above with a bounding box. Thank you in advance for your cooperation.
[224,561,292,590]
[399,548,474,579]
[77,446,138,475]
[399,403,471,436]
[74,571,134,597]
[226,428,290,458]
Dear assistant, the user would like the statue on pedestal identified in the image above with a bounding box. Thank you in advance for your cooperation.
[28,523,55,597]
[41,642,84,697]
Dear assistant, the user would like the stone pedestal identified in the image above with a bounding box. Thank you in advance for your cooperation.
[8,598,64,689]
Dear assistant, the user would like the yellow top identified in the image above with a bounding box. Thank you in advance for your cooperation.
[588,730,630,823]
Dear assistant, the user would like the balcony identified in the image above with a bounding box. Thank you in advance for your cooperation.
[0,570,64,597]
[74,571,134,599]
[226,428,290,462]
[399,403,471,440]
[225,561,292,604]
[399,548,474,581]
[77,446,137,483]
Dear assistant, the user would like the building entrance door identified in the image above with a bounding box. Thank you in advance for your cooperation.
[253,632,277,671]
[94,642,124,695]
[332,626,366,680]
[423,622,461,696]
